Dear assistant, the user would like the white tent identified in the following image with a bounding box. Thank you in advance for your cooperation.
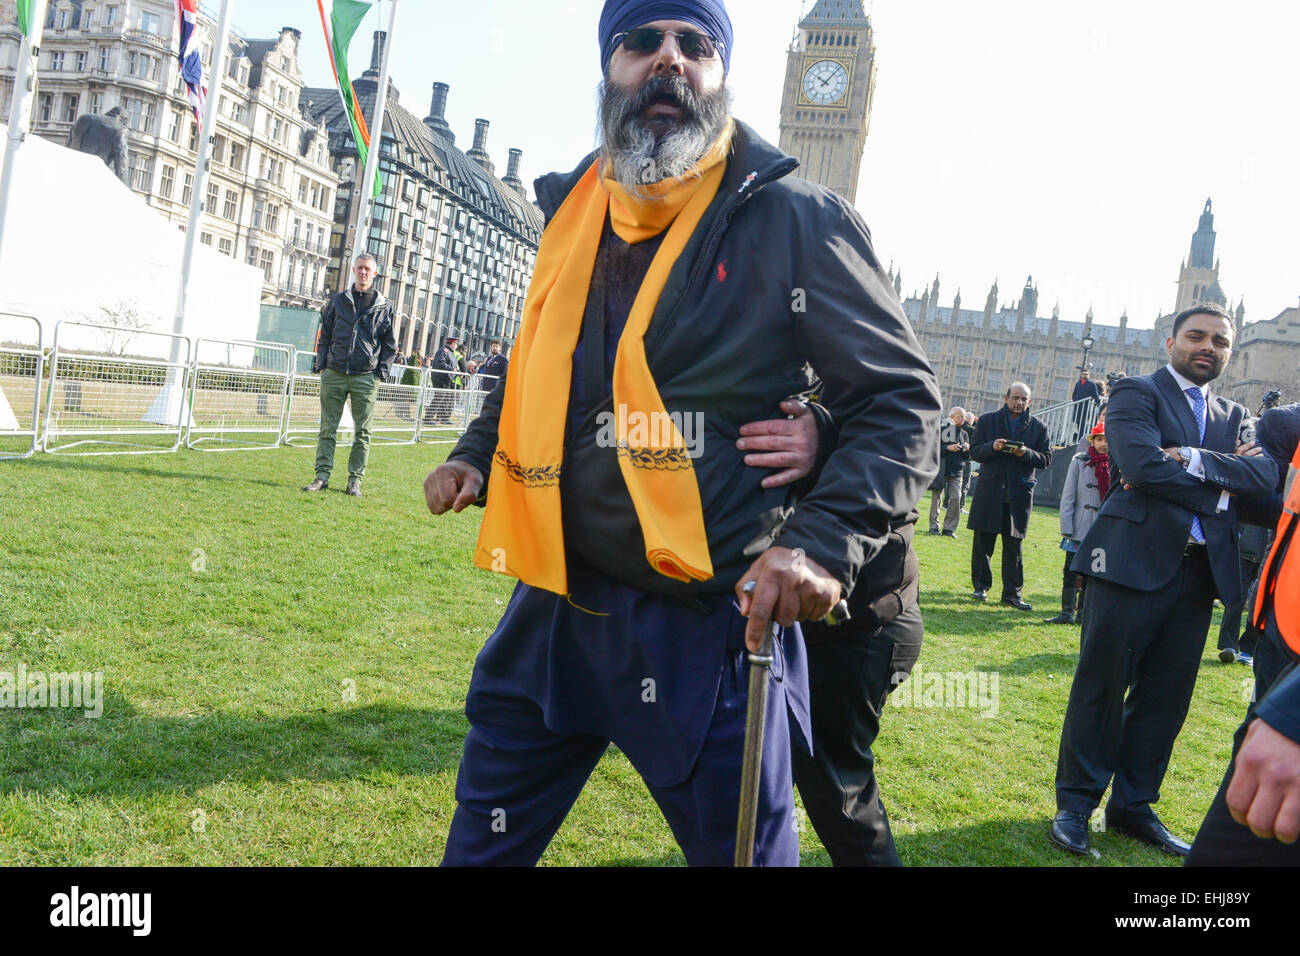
[0,121,262,357]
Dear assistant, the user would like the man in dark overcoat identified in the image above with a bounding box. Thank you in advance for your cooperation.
[967,382,1052,609]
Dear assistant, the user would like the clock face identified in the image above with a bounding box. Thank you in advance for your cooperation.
[802,59,849,105]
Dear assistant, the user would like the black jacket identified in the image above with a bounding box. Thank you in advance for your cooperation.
[1071,368,1277,605]
[939,420,970,478]
[448,121,941,596]
[1072,379,1102,405]
[315,287,397,380]
[967,406,1052,538]
[430,346,460,387]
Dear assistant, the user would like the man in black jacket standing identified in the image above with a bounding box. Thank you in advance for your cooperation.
[967,383,1052,608]
[304,253,396,497]
[928,406,969,537]
[422,0,940,867]
[1071,368,1103,443]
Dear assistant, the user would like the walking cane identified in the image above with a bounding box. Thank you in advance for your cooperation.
[735,580,849,867]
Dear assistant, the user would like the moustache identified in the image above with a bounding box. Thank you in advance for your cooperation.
[622,75,703,123]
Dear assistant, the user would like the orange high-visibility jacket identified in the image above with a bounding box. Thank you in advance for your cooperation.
[1254,438,1300,655]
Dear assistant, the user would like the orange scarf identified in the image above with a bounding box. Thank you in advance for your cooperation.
[474,125,733,595]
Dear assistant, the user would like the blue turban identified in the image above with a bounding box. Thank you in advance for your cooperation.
[598,0,733,75]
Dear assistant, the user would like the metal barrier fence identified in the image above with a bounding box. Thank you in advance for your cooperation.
[0,311,43,460]
[40,321,194,456]
[186,338,294,451]
[371,363,424,446]
[1034,396,1102,450]
[284,353,499,448]
[5,334,502,459]
[284,350,349,447]
[417,372,499,445]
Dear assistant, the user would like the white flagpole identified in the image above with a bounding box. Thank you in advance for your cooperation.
[147,0,234,425]
[171,0,235,352]
[0,0,51,271]
[348,0,398,266]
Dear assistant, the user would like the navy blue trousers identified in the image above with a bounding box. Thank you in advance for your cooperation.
[441,563,808,867]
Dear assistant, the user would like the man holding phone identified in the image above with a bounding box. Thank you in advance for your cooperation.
[967,383,1052,608]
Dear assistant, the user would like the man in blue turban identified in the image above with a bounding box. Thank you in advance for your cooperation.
[429,0,940,867]
[598,0,734,75]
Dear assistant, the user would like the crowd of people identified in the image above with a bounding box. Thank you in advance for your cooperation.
[295,0,1299,867]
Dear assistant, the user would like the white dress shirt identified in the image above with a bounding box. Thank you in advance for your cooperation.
[1165,363,1230,513]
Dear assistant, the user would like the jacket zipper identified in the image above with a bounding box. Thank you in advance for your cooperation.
[344,290,356,376]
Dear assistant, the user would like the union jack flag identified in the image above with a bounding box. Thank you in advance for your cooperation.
[175,0,206,126]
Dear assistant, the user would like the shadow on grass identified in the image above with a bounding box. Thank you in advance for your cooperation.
[894,817,1181,867]
[1,698,470,796]
[7,455,289,488]
[991,651,1081,675]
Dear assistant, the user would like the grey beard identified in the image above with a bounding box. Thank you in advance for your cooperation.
[598,75,732,200]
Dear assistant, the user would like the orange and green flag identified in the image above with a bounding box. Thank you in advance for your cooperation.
[316,0,382,199]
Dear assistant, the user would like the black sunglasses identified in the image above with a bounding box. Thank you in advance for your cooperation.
[613,27,720,60]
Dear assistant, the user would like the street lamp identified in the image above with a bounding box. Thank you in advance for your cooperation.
[1079,333,1095,375]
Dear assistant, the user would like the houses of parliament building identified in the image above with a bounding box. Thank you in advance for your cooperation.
[896,200,1298,415]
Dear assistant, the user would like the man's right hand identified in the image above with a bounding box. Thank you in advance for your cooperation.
[992,438,1008,452]
[425,461,484,515]
[1226,717,1300,843]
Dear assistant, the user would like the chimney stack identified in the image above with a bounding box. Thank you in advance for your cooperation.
[503,148,525,195]
[423,82,454,144]
[467,118,494,176]
[368,31,385,73]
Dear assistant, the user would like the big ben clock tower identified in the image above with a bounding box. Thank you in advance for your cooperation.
[778,0,878,204]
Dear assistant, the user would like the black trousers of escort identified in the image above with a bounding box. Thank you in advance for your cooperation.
[1188,643,1300,866]
[971,503,1024,599]
[792,605,924,866]
[1056,547,1215,818]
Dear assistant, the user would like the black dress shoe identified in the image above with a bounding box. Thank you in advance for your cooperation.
[302,478,328,492]
[346,478,362,497]
[1002,596,1033,611]
[972,589,987,601]
[1105,812,1191,857]
[1218,647,1238,664]
[941,530,957,538]
[1050,811,1090,855]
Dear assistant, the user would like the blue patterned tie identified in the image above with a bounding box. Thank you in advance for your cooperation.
[1186,387,1206,544]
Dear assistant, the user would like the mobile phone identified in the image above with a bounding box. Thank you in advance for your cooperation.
[1002,441,1024,451]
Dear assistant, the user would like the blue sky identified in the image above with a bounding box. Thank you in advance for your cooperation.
[231,1,1299,331]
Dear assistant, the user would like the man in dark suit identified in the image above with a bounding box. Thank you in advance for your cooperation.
[967,383,1052,609]
[480,340,509,383]
[1051,304,1277,857]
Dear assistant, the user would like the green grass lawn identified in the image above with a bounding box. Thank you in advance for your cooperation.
[0,443,1253,865]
